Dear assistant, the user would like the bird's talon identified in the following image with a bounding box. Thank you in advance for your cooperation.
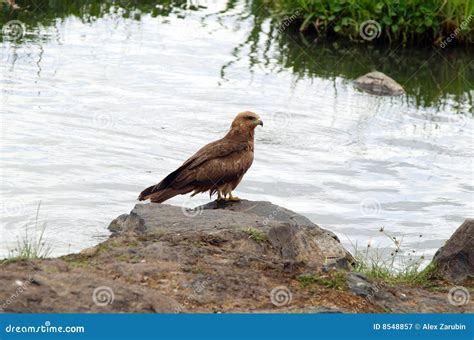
[216,192,230,203]
[227,194,240,202]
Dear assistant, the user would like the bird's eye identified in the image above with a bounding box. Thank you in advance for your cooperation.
[246,116,254,120]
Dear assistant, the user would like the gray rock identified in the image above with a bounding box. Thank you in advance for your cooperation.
[354,71,405,96]
[0,260,182,313]
[108,213,129,234]
[109,200,351,269]
[432,219,474,283]
[346,272,377,298]
[346,272,402,311]
[306,306,343,313]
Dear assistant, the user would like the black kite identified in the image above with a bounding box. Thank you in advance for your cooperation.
[138,111,263,203]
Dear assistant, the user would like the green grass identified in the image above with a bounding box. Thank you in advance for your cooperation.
[263,0,474,45]
[298,227,438,291]
[243,227,268,243]
[349,227,436,285]
[298,271,347,290]
[5,203,52,261]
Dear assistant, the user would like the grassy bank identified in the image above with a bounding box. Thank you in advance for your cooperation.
[265,0,474,45]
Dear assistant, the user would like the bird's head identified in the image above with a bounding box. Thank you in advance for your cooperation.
[231,111,263,131]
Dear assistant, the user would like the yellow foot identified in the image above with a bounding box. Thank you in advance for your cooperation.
[216,192,226,202]
[226,193,240,202]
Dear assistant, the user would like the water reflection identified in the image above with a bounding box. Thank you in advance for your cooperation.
[0,0,472,262]
[2,0,472,111]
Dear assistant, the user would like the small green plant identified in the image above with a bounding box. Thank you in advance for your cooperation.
[6,203,52,260]
[243,227,267,243]
[349,227,432,285]
[298,271,346,290]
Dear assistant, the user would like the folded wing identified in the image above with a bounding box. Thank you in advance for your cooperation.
[138,138,253,203]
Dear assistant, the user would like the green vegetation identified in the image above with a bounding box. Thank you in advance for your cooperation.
[350,227,436,285]
[243,227,267,243]
[62,254,90,268]
[264,0,474,45]
[298,271,347,290]
[4,0,472,45]
[1,0,472,109]
[225,1,473,110]
[299,227,438,290]
[0,0,192,26]
[6,203,52,261]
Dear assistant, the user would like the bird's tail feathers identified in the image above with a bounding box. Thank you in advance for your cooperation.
[138,183,160,201]
[138,185,192,203]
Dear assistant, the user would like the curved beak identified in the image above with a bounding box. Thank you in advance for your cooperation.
[257,119,263,127]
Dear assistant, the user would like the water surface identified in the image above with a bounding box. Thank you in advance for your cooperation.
[1,1,473,261]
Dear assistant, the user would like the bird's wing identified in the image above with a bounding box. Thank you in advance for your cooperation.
[141,138,252,198]
[181,138,247,170]
[169,138,252,188]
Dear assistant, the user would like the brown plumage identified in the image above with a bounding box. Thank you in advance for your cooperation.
[138,111,263,203]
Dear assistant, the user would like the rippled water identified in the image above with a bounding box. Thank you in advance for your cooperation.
[1,3,473,260]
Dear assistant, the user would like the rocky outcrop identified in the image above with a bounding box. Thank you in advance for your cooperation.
[0,259,181,313]
[109,200,351,271]
[432,219,473,284]
[354,71,405,96]
[0,201,472,313]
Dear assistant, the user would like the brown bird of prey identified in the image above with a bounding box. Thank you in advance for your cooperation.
[138,111,263,203]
